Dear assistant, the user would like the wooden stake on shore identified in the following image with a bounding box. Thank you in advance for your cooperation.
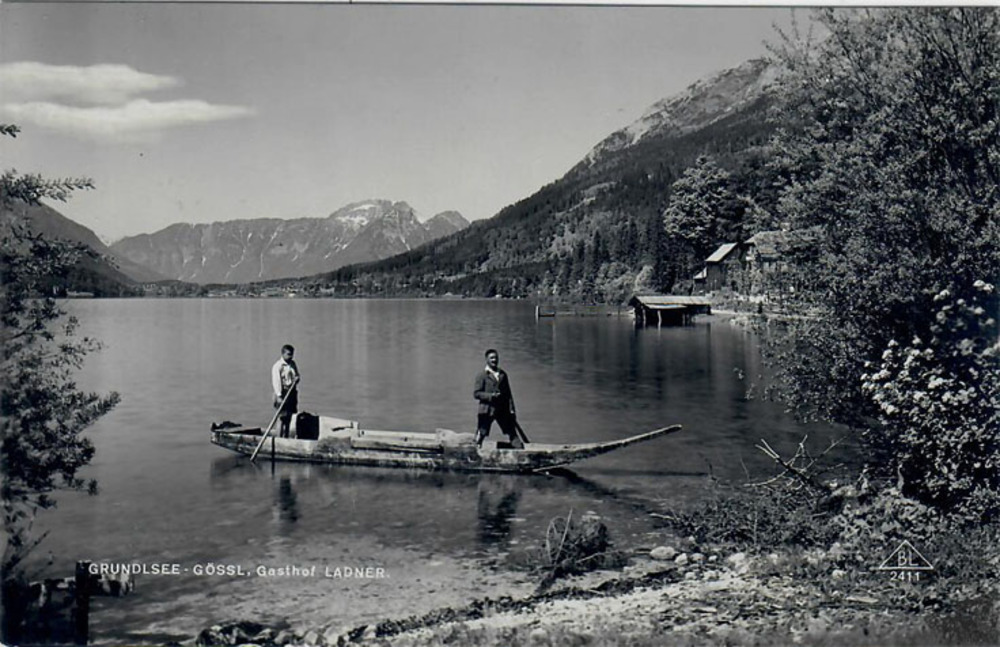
[73,561,90,645]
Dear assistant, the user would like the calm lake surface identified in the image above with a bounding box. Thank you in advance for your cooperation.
[36,298,848,642]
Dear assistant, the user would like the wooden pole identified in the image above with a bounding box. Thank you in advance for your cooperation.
[513,420,531,444]
[74,561,90,645]
[251,377,299,462]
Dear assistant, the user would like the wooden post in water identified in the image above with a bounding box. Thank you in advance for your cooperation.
[73,561,90,645]
[271,435,275,463]
[16,560,135,645]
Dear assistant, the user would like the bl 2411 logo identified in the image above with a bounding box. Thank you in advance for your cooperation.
[875,540,934,582]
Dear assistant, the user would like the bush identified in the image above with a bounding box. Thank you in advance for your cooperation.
[830,484,1000,622]
[861,280,1000,521]
[667,481,843,550]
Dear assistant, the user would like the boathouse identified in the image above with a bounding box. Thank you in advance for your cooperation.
[704,242,741,292]
[627,295,712,326]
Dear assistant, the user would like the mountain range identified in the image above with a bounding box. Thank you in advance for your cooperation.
[16,56,778,298]
[109,201,469,284]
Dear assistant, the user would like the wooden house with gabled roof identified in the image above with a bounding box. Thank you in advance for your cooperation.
[704,242,742,292]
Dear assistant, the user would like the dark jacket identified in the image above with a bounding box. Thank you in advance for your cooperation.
[473,368,516,418]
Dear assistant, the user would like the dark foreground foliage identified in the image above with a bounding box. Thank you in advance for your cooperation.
[1,125,120,641]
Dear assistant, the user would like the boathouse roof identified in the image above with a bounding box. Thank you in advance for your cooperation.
[706,242,739,264]
[628,295,712,310]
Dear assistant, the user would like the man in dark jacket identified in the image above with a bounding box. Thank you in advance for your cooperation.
[473,348,522,448]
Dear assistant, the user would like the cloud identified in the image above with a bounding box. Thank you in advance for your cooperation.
[2,99,256,143]
[0,62,179,105]
[0,62,255,141]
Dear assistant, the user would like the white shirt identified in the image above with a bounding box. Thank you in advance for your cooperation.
[272,358,299,397]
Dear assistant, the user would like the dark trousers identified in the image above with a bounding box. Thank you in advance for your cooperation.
[276,390,298,438]
[477,413,519,446]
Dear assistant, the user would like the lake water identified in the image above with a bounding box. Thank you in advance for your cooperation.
[33,298,847,642]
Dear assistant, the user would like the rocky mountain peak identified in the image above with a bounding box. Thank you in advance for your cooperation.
[581,58,781,169]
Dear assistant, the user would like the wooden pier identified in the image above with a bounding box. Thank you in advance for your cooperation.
[534,304,626,318]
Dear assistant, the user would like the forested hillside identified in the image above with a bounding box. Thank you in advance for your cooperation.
[293,64,779,301]
[0,201,147,297]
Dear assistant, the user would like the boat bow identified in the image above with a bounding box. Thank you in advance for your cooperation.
[507,425,683,472]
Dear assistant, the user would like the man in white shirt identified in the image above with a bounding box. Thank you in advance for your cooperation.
[271,344,300,438]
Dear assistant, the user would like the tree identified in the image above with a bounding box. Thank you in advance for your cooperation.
[1,125,120,634]
[581,230,608,302]
[639,209,669,292]
[662,155,740,281]
[619,218,640,267]
[759,8,1000,519]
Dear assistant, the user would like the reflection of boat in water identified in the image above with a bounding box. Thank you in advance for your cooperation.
[205,456,698,556]
[210,414,681,473]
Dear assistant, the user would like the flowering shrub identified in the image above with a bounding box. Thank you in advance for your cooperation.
[861,281,1000,521]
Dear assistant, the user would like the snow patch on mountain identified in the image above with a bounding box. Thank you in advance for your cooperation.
[337,213,372,228]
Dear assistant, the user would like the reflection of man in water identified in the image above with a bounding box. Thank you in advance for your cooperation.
[473,349,521,448]
[477,477,521,547]
[273,475,299,532]
[272,344,300,438]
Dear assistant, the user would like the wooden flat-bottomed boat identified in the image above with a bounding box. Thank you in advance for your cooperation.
[210,414,681,473]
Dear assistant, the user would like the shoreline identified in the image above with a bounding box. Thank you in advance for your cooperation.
[187,548,998,647]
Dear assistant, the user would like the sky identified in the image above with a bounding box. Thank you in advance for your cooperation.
[0,3,803,243]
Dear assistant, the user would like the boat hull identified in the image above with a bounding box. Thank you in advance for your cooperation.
[210,422,682,474]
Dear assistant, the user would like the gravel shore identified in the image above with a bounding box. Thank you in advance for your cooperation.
[193,548,998,647]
